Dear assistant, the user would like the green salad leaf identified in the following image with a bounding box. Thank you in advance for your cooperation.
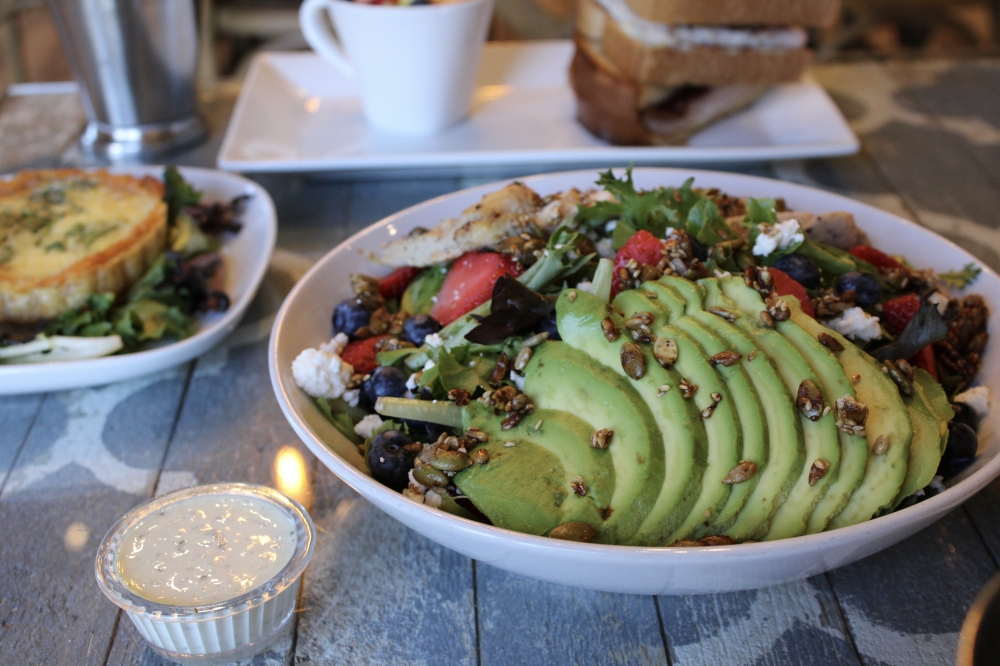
[401,266,448,314]
[316,397,363,445]
[938,263,982,289]
[164,165,202,226]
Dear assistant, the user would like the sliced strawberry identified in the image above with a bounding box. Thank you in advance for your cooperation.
[911,345,938,380]
[612,230,665,297]
[429,252,521,326]
[850,245,902,270]
[379,266,421,301]
[883,293,921,336]
[341,335,386,375]
[769,268,815,317]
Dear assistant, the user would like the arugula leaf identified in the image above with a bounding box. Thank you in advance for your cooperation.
[611,220,638,250]
[684,199,731,247]
[938,263,982,289]
[315,397,363,445]
[746,197,778,225]
[573,167,677,238]
[401,266,448,314]
[163,165,202,226]
[871,304,949,362]
[519,228,594,292]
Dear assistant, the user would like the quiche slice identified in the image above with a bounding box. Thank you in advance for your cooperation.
[0,170,167,323]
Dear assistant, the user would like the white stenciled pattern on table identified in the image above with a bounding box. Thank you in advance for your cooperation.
[838,599,958,666]
[1,371,196,497]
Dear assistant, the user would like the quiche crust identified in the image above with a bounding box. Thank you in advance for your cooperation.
[0,169,168,323]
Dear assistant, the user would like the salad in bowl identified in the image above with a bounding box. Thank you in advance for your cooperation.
[285,167,989,549]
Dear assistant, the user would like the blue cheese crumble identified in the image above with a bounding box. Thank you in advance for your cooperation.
[826,307,882,341]
[752,219,804,257]
[291,333,360,406]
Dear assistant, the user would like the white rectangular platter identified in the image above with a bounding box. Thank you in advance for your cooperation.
[218,40,859,175]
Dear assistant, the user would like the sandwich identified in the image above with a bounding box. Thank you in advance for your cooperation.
[570,0,839,145]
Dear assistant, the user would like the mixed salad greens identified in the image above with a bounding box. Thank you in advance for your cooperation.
[293,168,989,545]
[0,167,244,364]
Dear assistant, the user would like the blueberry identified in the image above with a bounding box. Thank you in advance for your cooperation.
[938,457,973,480]
[689,236,708,262]
[950,402,980,433]
[773,255,821,290]
[943,422,978,460]
[333,299,370,338]
[536,311,560,341]
[403,314,442,346]
[367,429,414,490]
[834,271,882,309]
[360,366,409,410]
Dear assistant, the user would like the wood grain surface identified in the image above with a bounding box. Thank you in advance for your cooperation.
[2,56,1000,666]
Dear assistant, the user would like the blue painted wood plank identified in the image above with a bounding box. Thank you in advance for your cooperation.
[0,393,44,487]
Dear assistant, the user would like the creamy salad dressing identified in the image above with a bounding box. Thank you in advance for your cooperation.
[116,493,296,606]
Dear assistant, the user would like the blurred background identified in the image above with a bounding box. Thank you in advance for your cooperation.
[1,0,998,91]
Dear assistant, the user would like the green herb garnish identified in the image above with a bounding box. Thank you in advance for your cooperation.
[938,263,982,289]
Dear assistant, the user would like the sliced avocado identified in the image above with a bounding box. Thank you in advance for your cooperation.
[554,290,702,545]
[614,290,742,542]
[662,276,803,541]
[894,371,950,506]
[458,402,615,516]
[754,290,868,533]
[783,295,913,529]
[705,277,841,540]
[639,280,766,536]
[523,339,665,544]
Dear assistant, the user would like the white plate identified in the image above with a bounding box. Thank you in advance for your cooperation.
[219,41,859,176]
[269,167,1000,595]
[1,167,276,395]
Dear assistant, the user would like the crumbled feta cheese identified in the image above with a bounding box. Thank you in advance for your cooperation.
[752,219,804,257]
[407,469,427,494]
[954,386,989,418]
[402,488,425,504]
[604,221,617,233]
[713,269,732,278]
[575,280,593,293]
[424,489,444,508]
[319,332,349,355]
[406,372,421,391]
[422,359,436,371]
[354,414,384,439]
[291,343,356,400]
[826,307,882,341]
[596,238,614,258]
[929,475,946,494]
[510,371,526,391]
[343,389,360,407]
[424,333,444,349]
[928,291,950,316]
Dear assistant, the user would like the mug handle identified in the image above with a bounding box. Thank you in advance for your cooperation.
[299,0,355,78]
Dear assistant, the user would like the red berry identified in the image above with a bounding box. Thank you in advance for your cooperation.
[883,293,921,336]
[911,345,938,380]
[341,335,385,375]
[769,268,815,317]
[612,230,665,297]
[429,252,521,326]
[379,266,421,301]
[850,245,902,270]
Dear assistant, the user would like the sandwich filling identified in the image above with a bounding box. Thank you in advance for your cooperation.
[590,0,808,51]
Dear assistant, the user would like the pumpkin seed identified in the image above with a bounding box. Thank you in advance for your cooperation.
[653,338,678,369]
[414,465,449,487]
[514,346,533,372]
[808,459,829,486]
[797,379,825,421]
[620,342,646,380]
[722,460,757,484]
[709,350,741,367]
[601,317,619,342]
[472,449,490,465]
[548,522,597,542]
[430,449,473,472]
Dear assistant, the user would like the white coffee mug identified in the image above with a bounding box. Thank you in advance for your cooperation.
[299,0,494,135]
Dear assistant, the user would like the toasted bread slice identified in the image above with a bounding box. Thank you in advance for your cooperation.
[0,170,167,323]
[624,0,839,28]
[570,38,765,145]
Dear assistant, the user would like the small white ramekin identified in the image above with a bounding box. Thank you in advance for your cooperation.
[95,483,315,665]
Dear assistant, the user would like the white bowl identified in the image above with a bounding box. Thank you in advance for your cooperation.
[0,166,277,395]
[268,167,1000,595]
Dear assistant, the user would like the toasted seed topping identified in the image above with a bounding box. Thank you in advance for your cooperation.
[501,412,525,430]
[896,358,916,381]
[624,312,655,329]
[430,449,473,472]
[670,540,705,547]
[448,388,472,406]
[549,522,596,542]
[591,428,613,449]
[567,291,577,302]
[818,332,845,352]
[601,317,619,342]
[835,395,869,436]
[759,310,775,328]
[873,434,890,455]
[680,378,698,399]
[711,392,722,403]
[503,441,516,448]
[884,360,914,396]
[748,351,757,361]
[621,342,646,380]
[723,460,757,484]
[700,535,737,546]
[797,379,825,421]
[645,291,658,298]
[808,459,830,486]
[489,353,510,387]
[851,374,861,385]
[701,404,717,419]
[709,350,742,367]
[571,476,587,497]
[823,405,832,416]
[653,338,679,369]
[522,331,550,348]
[657,384,671,395]
[473,448,490,464]
[534,419,543,431]
[709,306,737,321]
[514,346,533,372]
[630,326,655,344]
[766,294,791,322]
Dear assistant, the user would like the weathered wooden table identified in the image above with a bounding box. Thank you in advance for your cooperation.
[2,56,1000,666]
